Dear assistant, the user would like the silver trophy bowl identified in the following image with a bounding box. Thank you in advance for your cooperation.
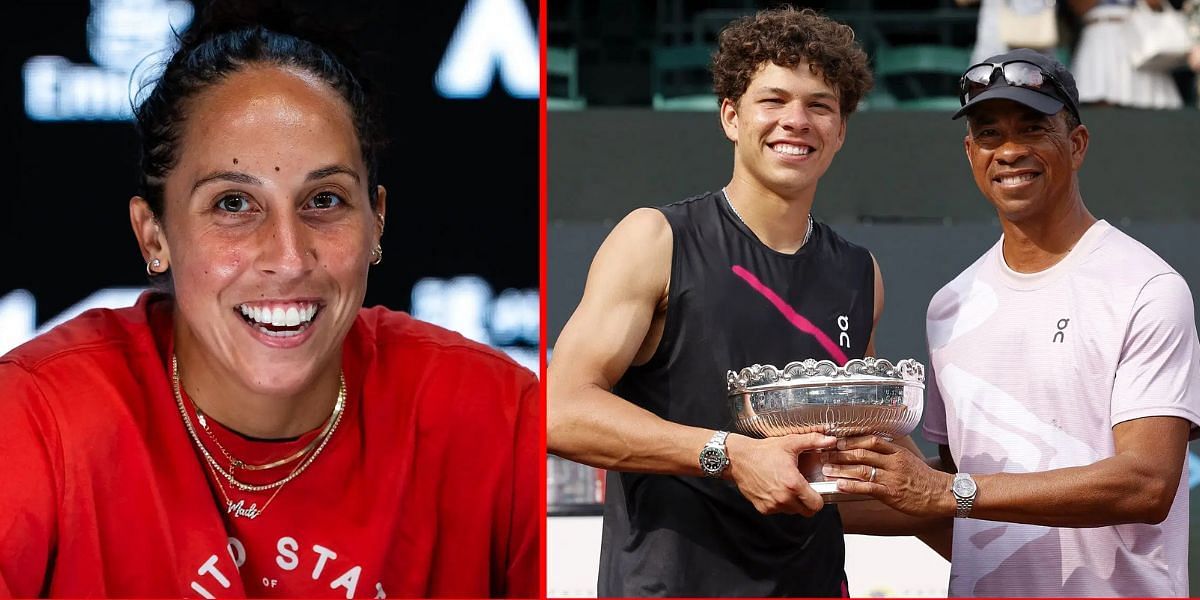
[726,357,925,501]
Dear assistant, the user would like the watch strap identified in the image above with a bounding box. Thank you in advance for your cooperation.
[708,430,729,447]
[953,473,977,519]
[955,494,973,519]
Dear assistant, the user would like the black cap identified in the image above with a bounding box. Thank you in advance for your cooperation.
[952,48,1080,122]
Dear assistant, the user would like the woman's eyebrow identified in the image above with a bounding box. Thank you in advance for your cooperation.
[192,170,262,193]
[190,165,359,193]
[306,165,359,182]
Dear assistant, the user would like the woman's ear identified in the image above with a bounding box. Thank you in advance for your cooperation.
[130,197,170,269]
[374,185,388,243]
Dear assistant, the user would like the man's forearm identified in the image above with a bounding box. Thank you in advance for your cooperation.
[960,455,1181,527]
[550,379,845,516]
[955,418,1190,527]
[547,382,714,476]
[840,499,951,536]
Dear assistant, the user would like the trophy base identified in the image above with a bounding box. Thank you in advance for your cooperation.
[810,480,872,503]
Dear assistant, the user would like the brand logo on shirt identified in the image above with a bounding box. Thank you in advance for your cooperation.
[730,265,849,365]
[1053,318,1069,343]
[838,315,851,349]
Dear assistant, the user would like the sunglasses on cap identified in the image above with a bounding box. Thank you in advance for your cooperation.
[959,60,1080,121]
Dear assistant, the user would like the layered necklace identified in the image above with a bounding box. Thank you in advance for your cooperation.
[172,355,346,520]
[723,187,813,249]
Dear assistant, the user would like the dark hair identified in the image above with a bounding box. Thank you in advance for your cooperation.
[712,6,872,118]
[134,2,383,219]
[1063,108,1080,133]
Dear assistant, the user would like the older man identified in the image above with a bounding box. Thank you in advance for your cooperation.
[825,48,1200,596]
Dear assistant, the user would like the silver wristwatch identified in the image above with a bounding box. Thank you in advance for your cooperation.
[952,473,978,519]
[699,431,731,478]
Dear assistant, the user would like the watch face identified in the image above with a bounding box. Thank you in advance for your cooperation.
[699,447,727,472]
[953,476,977,497]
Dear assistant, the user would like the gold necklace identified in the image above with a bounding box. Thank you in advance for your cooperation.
[172,355,346,494]
[201,445,293,520]
[196,401,332,473]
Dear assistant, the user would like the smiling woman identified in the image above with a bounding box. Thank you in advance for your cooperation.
[0,3,538,599]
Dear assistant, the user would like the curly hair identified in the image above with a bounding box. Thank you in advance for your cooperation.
[712,6,872,118]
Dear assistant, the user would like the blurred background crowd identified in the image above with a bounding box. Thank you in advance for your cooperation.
[547,0,1200,110]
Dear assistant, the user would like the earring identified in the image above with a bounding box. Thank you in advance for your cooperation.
[146,258,162,276]
[370,245,383,266]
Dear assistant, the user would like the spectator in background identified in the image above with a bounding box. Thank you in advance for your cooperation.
[958,0,1059,66]
[1068,0,1184,107]
[959,0,1011,65]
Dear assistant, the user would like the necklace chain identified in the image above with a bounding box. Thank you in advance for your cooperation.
[172,355,346,498]
[196,401,331,472]
[201,445,291,520]
[723,187,813,248]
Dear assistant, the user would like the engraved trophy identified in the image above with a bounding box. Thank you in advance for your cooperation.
[726,357,925,502]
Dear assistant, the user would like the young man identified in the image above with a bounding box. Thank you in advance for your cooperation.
[548,7,896,596]
[824,48,1200,596]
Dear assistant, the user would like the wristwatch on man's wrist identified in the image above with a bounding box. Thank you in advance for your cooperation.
[699,431,731,478]
[952,472,978,519]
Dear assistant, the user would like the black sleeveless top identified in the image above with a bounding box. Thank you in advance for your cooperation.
[598,191,876,597]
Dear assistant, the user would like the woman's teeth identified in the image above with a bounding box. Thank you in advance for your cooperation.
[234,304,316,328]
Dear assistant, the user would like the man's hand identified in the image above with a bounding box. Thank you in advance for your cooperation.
[821,435,954,518]
[725,432,839,516]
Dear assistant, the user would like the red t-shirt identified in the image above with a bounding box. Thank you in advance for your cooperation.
[0,293,540,598]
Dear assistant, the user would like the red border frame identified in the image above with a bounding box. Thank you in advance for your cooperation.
[537,0,549,596]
